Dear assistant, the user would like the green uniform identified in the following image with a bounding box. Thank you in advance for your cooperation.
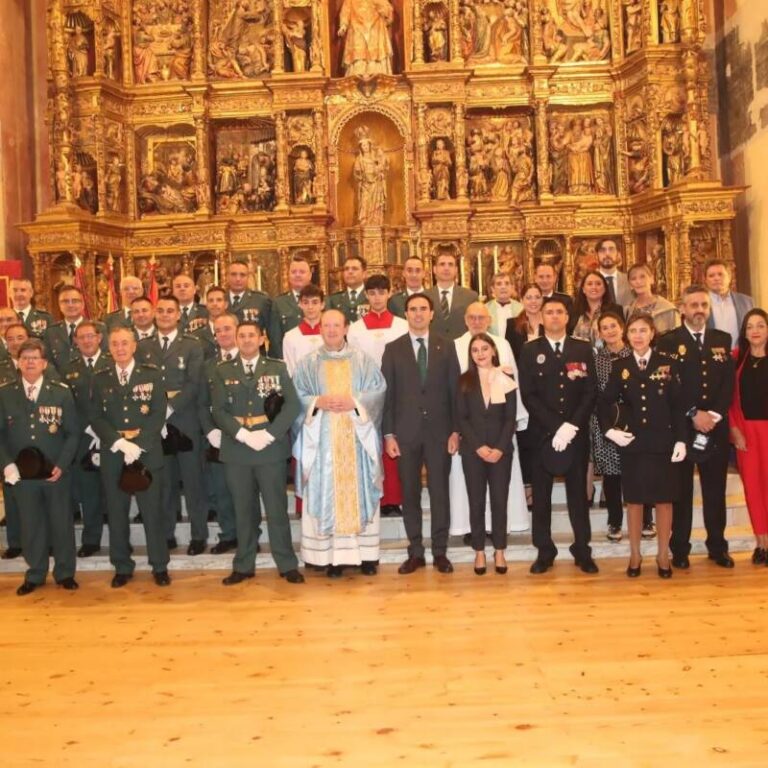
[211,356,300,574]
[62,351,114,549]
[43,319,108,373]
[267,292,302,359]
[137,333,207,542]
[192,322,218,362]
[18,307,54,338]
[0,361,20,551]
[104,308,133,333]
[90,362,169,576]
[228,289,272,332]
[0,376,80,585]
[326,289,369,324]
[179,303,208,334]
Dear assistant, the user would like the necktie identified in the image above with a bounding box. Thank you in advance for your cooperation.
[162,336,169,353]
[605,275,616,304]
[440,290,449,320]
[231,294,241,308]
[182,307,189,324]
[245,363,254,378]
[416,338,427,385]
[17,311,24,322]
[638,358,647,371]
[68,323,77,345]
[26,384,35,401]
[350,289,357,303]
[86,357,94,369]
[694,332,703,350]
[119,368,128,385]
[554,341,562,357]
[224,352,232,362]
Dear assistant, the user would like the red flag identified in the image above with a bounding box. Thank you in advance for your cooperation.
[148,256,159,306]
[104,255,119,314]
[73,255,91,318]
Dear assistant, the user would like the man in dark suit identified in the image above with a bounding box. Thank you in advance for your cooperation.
[519,296,599,574]
[657,285,735,569]
[227,259,272,332]
[11,278,53,337]
[104,275,144,332]
[388,256,426,318]
[534,262,574,317]
[173,273,209,333]
[424,251,478,340]
[595,237,632,310]
[382,293,460,574]
[268,254,312,359]
[705,259,754,348]
[327,255,369,323]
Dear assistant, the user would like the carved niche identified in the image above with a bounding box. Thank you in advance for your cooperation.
[540,0,611,64]
[137,129,199,216]
[132,0,194,83]
[459,0,529,65]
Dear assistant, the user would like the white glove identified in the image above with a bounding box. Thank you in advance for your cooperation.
[235,428,250,444]
[605,428,636,447]
[554,422,579,445]
[166,404,174,419]
[207,429,222,449]
[671,441,687,463]
[88,436,100,451]
[84,425,97,440]
[250,430,275,451]
[91,452,100,467]
[161,424,168,439]
[111,438,143,465]
[551,434,568,452]
[3,463,20,486]
[707,411,722,424]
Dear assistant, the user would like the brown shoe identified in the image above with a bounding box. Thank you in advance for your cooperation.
[433,554,454,573]
[398,556,426,575]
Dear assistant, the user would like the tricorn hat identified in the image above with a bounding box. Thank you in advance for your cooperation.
[118,461,152,493]
[16,447,54,480]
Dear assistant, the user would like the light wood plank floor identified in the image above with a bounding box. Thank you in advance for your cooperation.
[1,554,767,767]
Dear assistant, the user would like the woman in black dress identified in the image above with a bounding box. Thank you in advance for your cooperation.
[506,282,544,363]
[571,271,623,347]
[456,333,518,575]
[600,314,687,578]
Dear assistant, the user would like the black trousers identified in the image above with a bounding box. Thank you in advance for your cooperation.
[603,474,623,528]
[531,434,592,561]
[462,451,513,550]
[398,438,451,558]
[516,428,535,485]
[671,439,730,558]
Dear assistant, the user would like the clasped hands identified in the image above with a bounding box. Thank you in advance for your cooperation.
[692,409,721,433]
[112,437,143,465]
[476,445,503,463]
[236,428,275,452]
[316,394,356,413]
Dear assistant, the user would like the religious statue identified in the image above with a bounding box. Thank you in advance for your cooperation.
[424,8,448,63]
[593,117,616,194]
[55,157,70,202]
[489,135,512,200]
[105,155,123,213]
[78,170,98,213]
[510,150,534,205]
[650,243,668,296]
[169,19,193,80]
[133,25,161,83]
[549,117,568,195]
[208,0,274,79]
[542,0,611,63]
[623,136,650,194]
[661,117,685,185]
[196,267,214,301]
[566,121,594,195]
[623,0,642,54]
[67,25,90,77]
[338,0,394,77]
[353,126,388,225]
[430,139,452,200]
[103,22,120,80]
[282,16,309,71]
[459,0,528,65]
[292,149,315,204]
[660,0,681,43]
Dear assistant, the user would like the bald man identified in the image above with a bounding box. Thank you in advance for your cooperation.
[104,276,144,332]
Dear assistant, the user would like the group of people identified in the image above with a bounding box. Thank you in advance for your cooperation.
[1,237,766,595]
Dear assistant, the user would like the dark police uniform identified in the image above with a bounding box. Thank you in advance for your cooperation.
[178,303,209,334]
[18,307,54,338]
[43,319,108,373]
[211,356,300,575]
[62,351,114,551]
[327,288,369,324]
[0,375,80,586]
[657,326,735,561]
[137,332,207,545]
[519,335,597,566]
[90,361,169,577]
[267,292,302,359]
[228,290,272,332]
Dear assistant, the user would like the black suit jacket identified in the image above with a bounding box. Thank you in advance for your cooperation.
[519,336,597,438]
[381,332,459,445]
[505,319,543,364]
[456,382,517,455]
[424,285,479,340]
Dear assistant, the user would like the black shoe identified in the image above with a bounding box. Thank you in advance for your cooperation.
[656,560,673,579]
[709,553,735,569]
[626,559,642,578]
[530,557,553,574]
[752,548,767,565]
[57,577,79,590]
[474,553,487,576]
[641,522,657,540]
[360,561,377,576]
[222,571,254,586]
[326,565,344,578]
[77,544,101,558]
[187,539,206,556]
[210,539,237,554]
[1,547,22,560]
[166,537,178,550]
[671,555,690,569]
[462,533,472,546]
[111,573,133,589]
[207,509,217,522]
[606,525,623,542]
[280,569,305,584]
[433,555,454,573]
[153,571,171,587]
[16,581,38,596]
[380,504,402,517]
[398,556,426,575]
[575,556,599,574]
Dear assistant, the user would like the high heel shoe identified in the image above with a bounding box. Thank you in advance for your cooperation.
[656,559,673,579]
[752,547,767,565]
[626,558,642,578]
[474,554,487,576]
[494,553,508,574]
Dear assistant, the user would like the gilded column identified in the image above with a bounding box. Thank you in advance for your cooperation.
[416,104,430,203]
[278,246,291,292]
[93,6,105,77]
[273,0,285,74]
[310,1,324,73]
[413,0,424,65]
[563,237,575,295]
[125,127,138,219]
[450,0,463,64]
[192,0,207,80]
[313,108,327,207]
[622,232,635,270]
[614,91,630,197]
[275,112,289,210]
[194,115,211,215]
[534,97,551,201]
[454,103,468,201]
[121,0,133,86]
[95,114,108,215]
[531,0,545,63]
[524,235,535,282]
[719,221,736,286]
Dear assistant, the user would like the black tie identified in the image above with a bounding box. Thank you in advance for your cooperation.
[350,289,357,303]
[224,352,232,361]
[605,275,616,304]
[554,341,562,357]
[182,307,190,324]
[638,358,647,371]
[17,311,24,322]
[68,323,77,345]
[162,335,169,353]
[694,332,703,350]
[416,338,427,384]
[232,294,241,308]
[86,357,94,369]
[245,362,254,378]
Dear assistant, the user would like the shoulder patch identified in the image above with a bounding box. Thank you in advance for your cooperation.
[139,362,158,370]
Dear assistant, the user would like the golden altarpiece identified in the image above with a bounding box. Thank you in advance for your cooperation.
[22,0,742,315]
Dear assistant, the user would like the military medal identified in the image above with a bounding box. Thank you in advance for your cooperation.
[140,404,149,414]
[178,356,186,370]
[536,354,546,364]
[621,368,630,380]
[49,424,58,434]
[678,344,686,356]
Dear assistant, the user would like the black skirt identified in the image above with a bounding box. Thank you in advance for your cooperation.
[621,452,680,504]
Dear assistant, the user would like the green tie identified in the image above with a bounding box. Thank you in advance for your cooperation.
[417,338,427,385]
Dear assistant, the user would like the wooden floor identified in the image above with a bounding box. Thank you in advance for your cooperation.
[2,555,767,768]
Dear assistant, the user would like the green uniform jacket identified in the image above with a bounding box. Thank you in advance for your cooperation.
[0,376,80,472]
[20,307,54,337]
[211,356,299,465]
[326,290,369,324]
[192,323,218,361]
[137,333,204,438]
[90,362,167,470]
[179,303,209,334]
[104,308,133,332]
[229,289,272,332]
[267,292,302,359]
[43,320,108,373]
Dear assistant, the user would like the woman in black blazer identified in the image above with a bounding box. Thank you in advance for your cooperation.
[456,333,518,575]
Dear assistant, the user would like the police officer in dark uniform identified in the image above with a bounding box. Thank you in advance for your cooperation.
[91,327,170,588]
[137,296,207,554]
[211,321,304,584]
[227,259,272,332]
[326,256,369,323]
[11,278,53,337]
[62,321,114,557]
[0,339,80,595]
[267,255,312,359]
[519,296,598,574]
[657,285,736,569]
